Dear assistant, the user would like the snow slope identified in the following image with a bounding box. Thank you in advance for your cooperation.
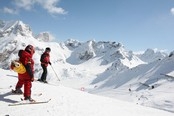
[0,19,174,115]
[0,69,173,116]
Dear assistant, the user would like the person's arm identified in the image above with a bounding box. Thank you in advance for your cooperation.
[24,58,34,81]
[25,63,33,78]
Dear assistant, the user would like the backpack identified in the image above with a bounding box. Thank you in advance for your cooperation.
[10,60,26,74]
[10,50,26,74]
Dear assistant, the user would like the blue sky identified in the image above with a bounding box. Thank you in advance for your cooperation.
[1,0,174,52]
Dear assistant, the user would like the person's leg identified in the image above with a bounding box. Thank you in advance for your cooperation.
[24,80,34,101]
[40,65,47,81]
[12,78,24,94]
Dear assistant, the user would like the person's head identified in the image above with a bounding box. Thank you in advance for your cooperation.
[25,45,35,55]
[45,47,51,52]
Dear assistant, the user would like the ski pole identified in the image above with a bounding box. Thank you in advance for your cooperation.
[50,65,60,81]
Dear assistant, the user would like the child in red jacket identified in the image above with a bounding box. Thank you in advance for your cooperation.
[12,45,35,102]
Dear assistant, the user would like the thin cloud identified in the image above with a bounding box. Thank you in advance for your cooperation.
[12,0,67,15]
[170,8,174,15]
[38,0,67,14]
[3,7,18,14]
[14,0,35,10]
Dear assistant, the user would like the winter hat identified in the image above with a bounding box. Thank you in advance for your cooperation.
[25,45,35,54]
[45,47,51,52]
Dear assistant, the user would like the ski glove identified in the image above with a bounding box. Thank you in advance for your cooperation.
[31,77,34,82]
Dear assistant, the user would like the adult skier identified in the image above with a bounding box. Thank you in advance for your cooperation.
[38,47,51,83]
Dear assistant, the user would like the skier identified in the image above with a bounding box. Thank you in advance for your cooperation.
[11,45,35,102]
[38,47,51,83]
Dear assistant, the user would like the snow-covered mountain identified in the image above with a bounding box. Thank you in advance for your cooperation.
[0,20,33,37]
[35,32,54,42]
[136,48,168,63]
[0,19,174,114]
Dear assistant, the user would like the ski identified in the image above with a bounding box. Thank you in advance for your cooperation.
[36,80,59,86]
[8,99,51,106]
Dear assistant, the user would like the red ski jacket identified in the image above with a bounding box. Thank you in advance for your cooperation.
[40,52,50,67]
[18,50,34,80]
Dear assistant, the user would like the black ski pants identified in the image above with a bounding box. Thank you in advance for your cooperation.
[41,64,47,81]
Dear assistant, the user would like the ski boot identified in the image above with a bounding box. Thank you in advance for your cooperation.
[24,96,35,102]
[43,80,48,83]
[12,88,23,94]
